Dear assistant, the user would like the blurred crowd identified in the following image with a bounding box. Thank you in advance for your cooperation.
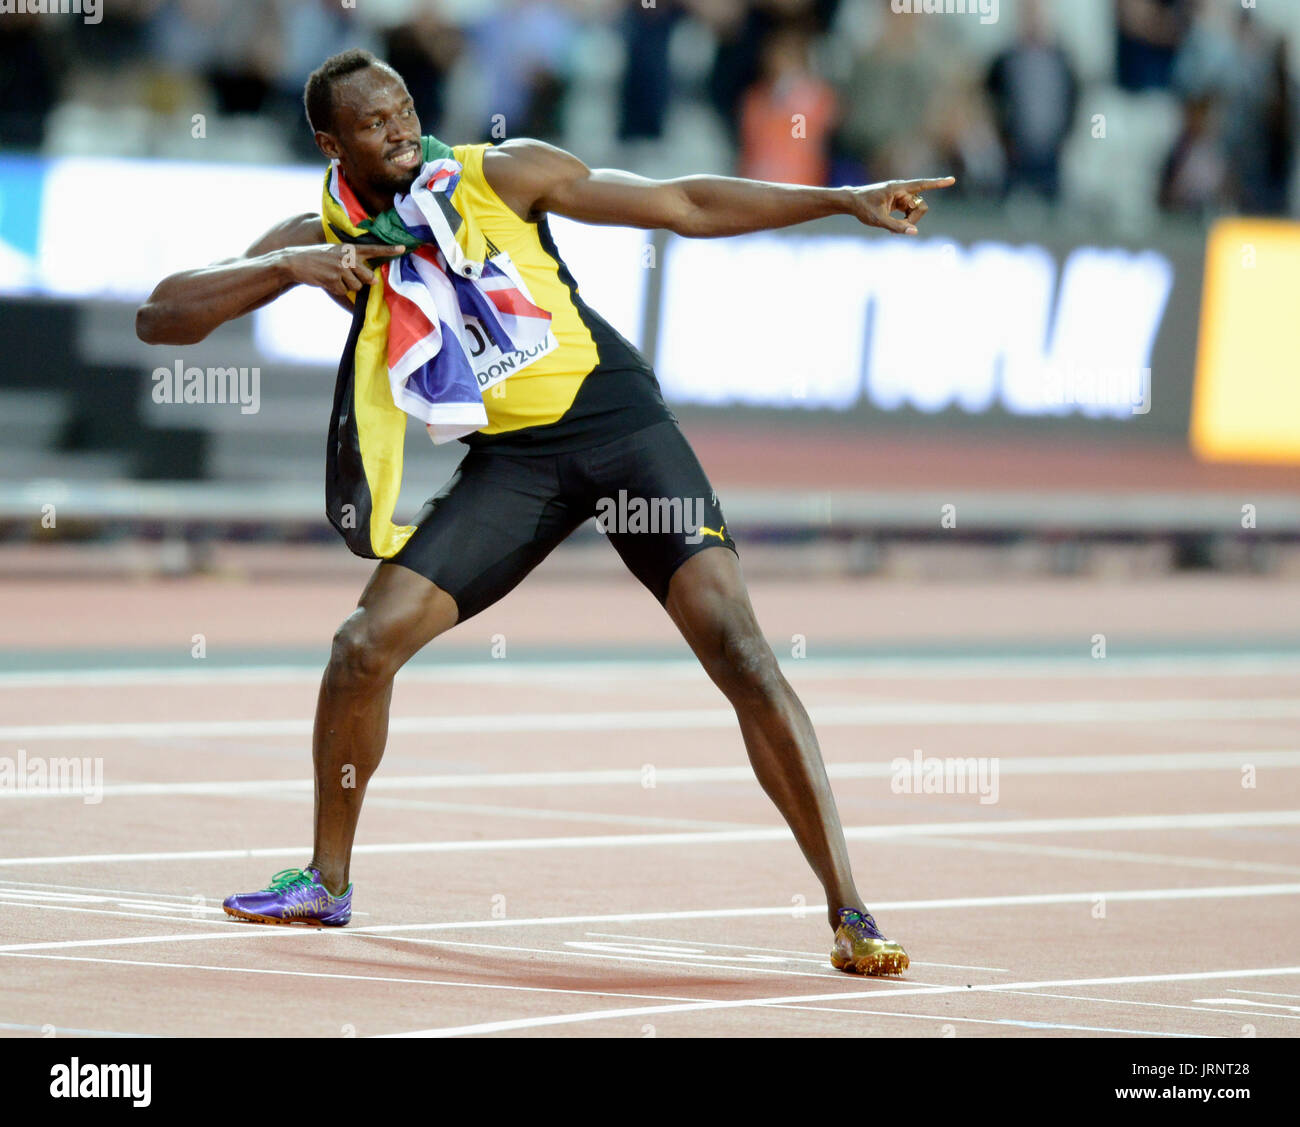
[0,0,1295,223]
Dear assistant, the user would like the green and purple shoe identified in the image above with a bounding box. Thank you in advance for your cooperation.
[222,866,352,927]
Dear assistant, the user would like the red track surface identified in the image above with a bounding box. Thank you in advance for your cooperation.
[2,571,1299,1038]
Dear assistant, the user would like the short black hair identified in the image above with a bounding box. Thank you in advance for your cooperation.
[304,48,383,134]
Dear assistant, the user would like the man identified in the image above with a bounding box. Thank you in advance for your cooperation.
[985,0,1079,202]
[136,48,953,976]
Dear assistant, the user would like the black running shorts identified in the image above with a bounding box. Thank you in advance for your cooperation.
[389,419,738,621]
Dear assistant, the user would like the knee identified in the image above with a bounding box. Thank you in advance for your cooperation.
[326,612,400,693]
[710,616,784,702]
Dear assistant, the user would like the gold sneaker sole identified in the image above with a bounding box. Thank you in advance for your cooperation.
[830,935,910,977]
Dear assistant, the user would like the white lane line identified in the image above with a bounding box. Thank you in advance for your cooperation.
[1194,998,1300,1013]
[0,886,366,917]
[381,966,1300,1037]
[1227,989,1300,1000]
[0,900,239,929]
[850,882,1300,910]
[0,951,747,1009]
[994,989,1300,1023]
[0,910,823,953]
[0,883,214,909]
[903,835,1300,877]
[5,810,1300,866]
[0,928,319,954]
[583,932,1011,973]
[8,750,1297,802]
[0,1021,153,1038]
[5,653,1300,689]
[3,880,1294,954]
[0,954,1191,1038]
[0,921,870,984]
[6,699,1300,742]
[352,795,760,833]
[586,932,825,964]
[985,1020,1203,1035]
[6,947,1249,1039]
[362,933,870,982]
[0,888,224,915]
[0,878,215,901]
[771,1003,1206,1038]
[0,948,1195,1036]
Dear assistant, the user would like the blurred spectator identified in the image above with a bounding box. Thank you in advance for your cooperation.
[382,8,464,138]
[1158,93,1227,215]
[842,6,935,179]
[147,0,283,117]
[0,15,58,150]
[834,2,995,191]
[985,0,1078,201]
[0,0,1287,228]
[925,77,1004,200]
[1114,0,1193,92]
[834,6,942,181]
[1174,7,1296,216]
[65,0,154,69]
[463,0,581,142]
[1245,36,1297,216]
[272,0,380,155]
[275,0,377,90]
[618,0,685,143]
[702,0,839,140]
[737,22,837,186]
[1169,0,1237,99]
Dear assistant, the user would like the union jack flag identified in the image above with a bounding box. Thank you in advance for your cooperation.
[326,157,554,443]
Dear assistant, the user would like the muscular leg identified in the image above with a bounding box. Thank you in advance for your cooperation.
[665,547,866,932]
[310,562,458,895]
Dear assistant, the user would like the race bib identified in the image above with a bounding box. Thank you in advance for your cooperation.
[462,249,558,395]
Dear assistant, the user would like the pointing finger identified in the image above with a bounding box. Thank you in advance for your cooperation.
[900,177,957,192]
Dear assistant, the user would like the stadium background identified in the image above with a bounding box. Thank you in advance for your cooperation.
[0,0,1298,586]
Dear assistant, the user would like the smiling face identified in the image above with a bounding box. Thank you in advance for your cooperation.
[314,63,423,215]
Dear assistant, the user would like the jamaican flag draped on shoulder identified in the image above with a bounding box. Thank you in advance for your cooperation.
[320,135,556,559]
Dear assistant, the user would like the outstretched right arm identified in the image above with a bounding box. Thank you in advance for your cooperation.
[134,213,405,345]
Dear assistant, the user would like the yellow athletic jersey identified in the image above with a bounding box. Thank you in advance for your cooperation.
[449,142,673,455]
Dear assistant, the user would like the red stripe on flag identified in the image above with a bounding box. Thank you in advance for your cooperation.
[336,170,369,227]
[386,288,434,367]
[414,245,443,269]
[486,287,549,321]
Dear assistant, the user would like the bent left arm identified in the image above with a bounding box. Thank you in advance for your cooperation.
[483,139,954,237]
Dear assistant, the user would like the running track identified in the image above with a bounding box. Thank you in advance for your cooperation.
[2,566,1298,1038]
